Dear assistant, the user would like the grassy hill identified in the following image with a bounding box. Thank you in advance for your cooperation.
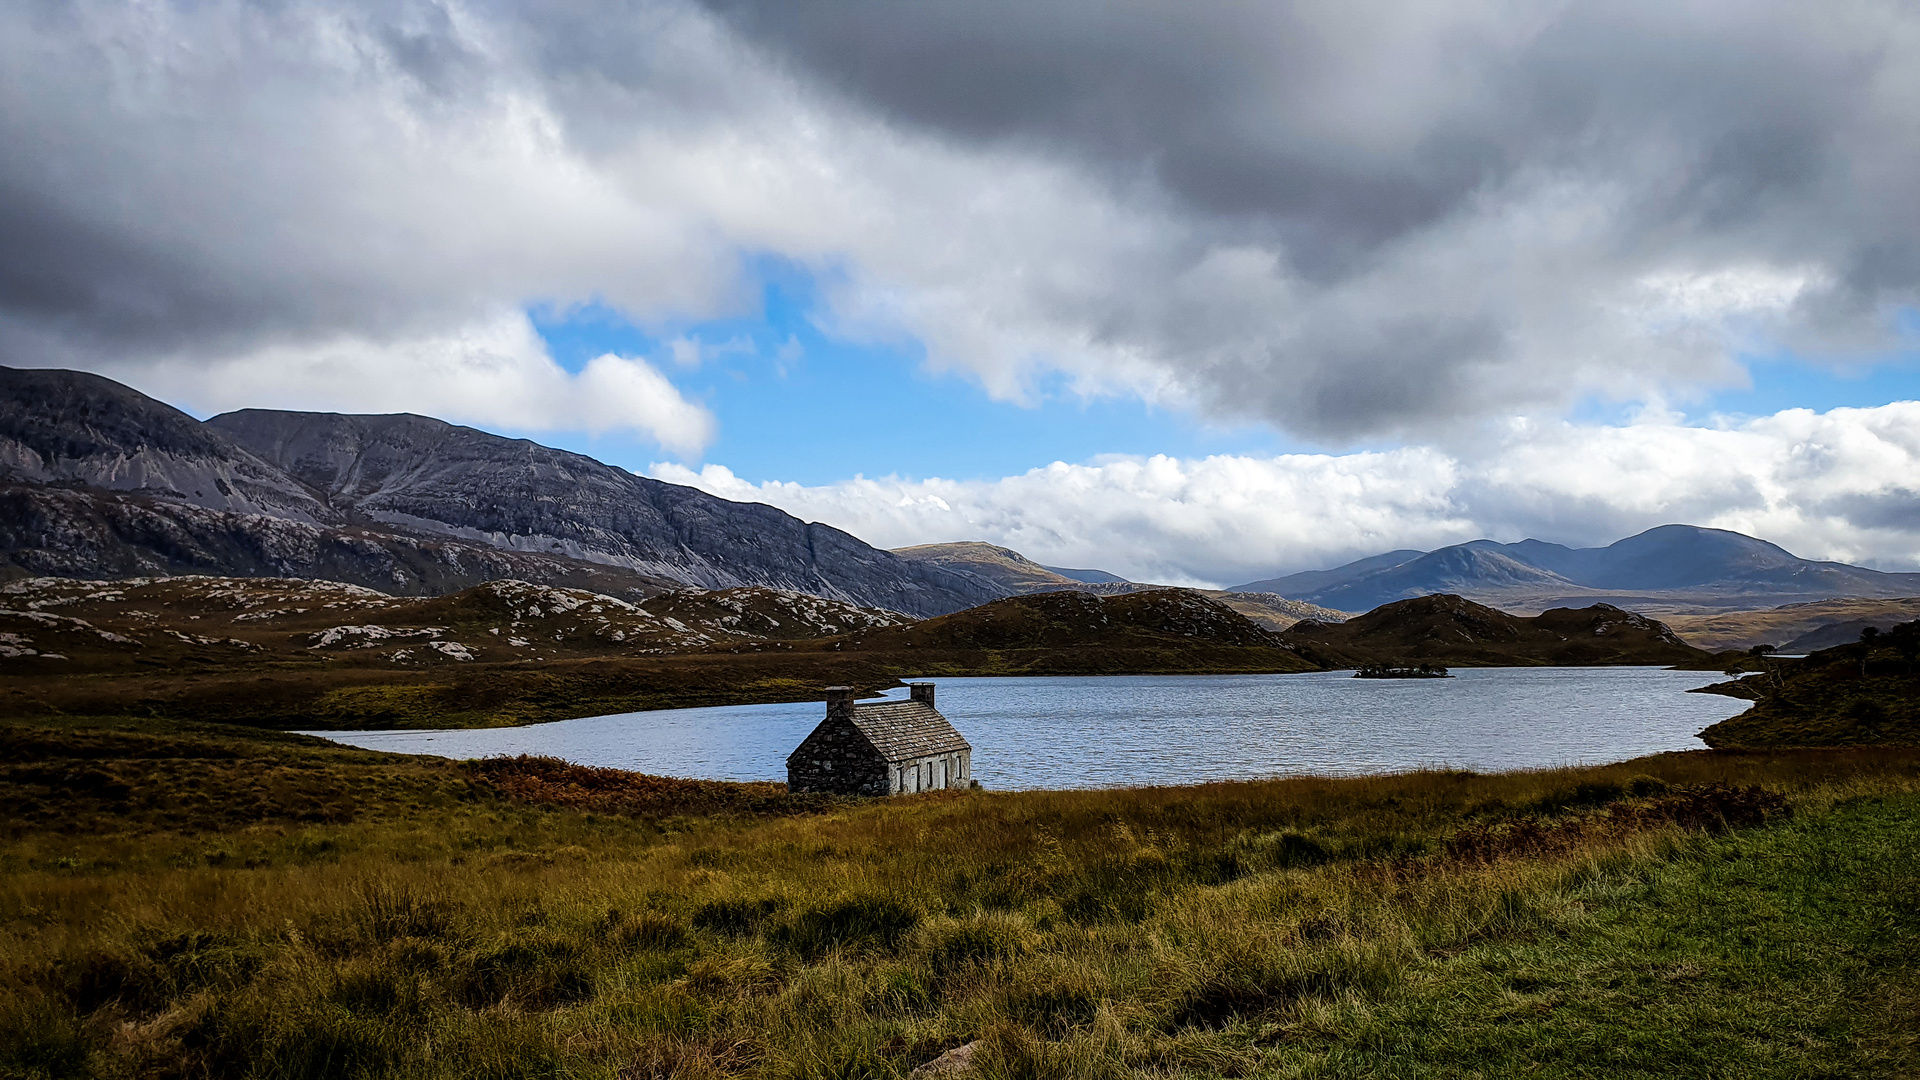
[0,576,923,729]
[1662,596,1920,652]
[1697,621,1920,748]
[777,589,1323,676]
[1282,593,1712,668]
[891,541,1089,593]
[3,714,1918,1078]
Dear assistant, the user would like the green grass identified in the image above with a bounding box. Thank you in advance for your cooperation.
[2,718,1917,1078]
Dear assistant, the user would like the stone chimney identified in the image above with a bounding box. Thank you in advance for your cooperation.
[909,682,935,707]
[825,686,855,718]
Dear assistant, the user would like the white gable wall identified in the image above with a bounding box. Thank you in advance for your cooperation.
[889,750,972,794]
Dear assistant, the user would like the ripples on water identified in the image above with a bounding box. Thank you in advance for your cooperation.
[305,668,1749,790]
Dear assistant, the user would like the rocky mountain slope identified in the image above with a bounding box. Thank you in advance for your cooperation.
[0,367,1002,615]
[1,482,677,596]
[1236,525,1920,614]
[0,367,329,522]
[1281,593,1712,668]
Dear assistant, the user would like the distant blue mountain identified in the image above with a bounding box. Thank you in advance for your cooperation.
[1041,565,1130,585]
[1234,549,1425,597]
[1231,525,1920,614]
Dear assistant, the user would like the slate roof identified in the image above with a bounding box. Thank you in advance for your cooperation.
[849,700,971,761]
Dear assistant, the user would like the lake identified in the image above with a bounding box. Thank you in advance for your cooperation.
[303,667,1750,790]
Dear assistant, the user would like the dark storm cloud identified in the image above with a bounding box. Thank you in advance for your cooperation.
[699,0,1920,437]
[703,1,1881,260]
[703,1,1515,275]
[1,0,1916,444]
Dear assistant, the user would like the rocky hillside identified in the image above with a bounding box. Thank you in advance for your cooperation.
[0,482,677,597]
[0,579,1316,728]
[0,575,911,673]
[0,367,1003,616]
[1282,593,1711,667]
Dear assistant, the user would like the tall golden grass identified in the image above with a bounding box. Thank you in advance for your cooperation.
[4,725,1918,1078]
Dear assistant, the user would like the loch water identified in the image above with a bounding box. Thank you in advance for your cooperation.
[304,667,1749,790]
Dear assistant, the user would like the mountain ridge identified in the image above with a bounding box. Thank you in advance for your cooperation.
[890,540,1349,629]
[0,367,1004,616]
[1234,526,1920,614]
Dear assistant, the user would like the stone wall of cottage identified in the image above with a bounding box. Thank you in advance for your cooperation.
[786,689,890,795]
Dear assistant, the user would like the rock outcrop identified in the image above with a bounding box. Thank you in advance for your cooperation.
[1282,593,1711,667]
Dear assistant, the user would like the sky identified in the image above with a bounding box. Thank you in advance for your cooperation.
[4,0,1920,586]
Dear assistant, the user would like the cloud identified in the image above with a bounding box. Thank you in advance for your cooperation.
[651,402,1920,585]
[703,0,1920,434]
[139,313,716,456]
[2,1,1916,445]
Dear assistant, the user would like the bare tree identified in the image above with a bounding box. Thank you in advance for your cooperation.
[1747,643,1779,691]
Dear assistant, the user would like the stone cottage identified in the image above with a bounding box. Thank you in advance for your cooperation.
[787,684,973,796]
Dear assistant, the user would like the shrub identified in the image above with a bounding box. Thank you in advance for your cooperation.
[616,913,691,952]
[999,962,1103,1035]
[1241,828,1335,869]
[0,995,93,1080]
[770,896,922,960]
[921,913,1035,968]
[1624,774,1671,798]
[691,898,784,938]
[263,1008,405,1080]
[355,882,461,943]
[456,932,595,1010]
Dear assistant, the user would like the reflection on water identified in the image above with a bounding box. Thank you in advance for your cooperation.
[304,668,1748,790]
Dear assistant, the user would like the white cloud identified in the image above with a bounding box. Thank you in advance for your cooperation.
[652,402,1920,585]
[138,313,715,456]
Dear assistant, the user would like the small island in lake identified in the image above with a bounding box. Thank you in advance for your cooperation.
[1355,662,1453,679]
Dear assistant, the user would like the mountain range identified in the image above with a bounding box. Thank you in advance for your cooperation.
[890,540,1347,629]
[9,365,1917,624]
[1233,526,1920,614]
[0,367,1001,616]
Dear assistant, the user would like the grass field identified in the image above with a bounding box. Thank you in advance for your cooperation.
[2,718,1917,1079]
